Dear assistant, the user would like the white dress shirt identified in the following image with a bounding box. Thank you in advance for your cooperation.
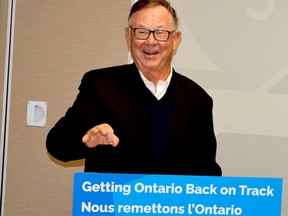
[138,67,173,100]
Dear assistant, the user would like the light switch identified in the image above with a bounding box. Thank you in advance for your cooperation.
[26,101,47,127]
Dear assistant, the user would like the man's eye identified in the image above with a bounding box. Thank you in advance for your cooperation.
[155,31,165,36]
[138,30,147,34]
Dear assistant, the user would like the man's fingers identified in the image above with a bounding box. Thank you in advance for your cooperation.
[82,123,119,148]
[106,130,115,143]
[95,124,113,136]
[82,134,89,143]
[111,136,120,147]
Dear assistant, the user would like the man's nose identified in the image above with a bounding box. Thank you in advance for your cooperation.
[146,32,157,44]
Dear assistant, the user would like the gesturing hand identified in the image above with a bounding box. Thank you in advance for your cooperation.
[82,123,119,148]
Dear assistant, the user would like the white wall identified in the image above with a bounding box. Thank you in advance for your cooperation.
[171,1,288,215]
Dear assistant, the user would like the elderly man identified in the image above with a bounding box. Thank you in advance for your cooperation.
[46,0,222,176]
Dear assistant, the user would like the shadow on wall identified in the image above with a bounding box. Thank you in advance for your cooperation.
[47,153,85,167]
[217,133,288,177]
[216,133,288,214]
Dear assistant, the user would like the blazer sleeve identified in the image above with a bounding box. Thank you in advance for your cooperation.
[46,71,103,162]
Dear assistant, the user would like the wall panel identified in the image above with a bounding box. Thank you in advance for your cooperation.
[3,1,130,215]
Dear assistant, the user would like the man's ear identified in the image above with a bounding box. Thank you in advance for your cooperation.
[173,31,182,55]
[125,27,131,51]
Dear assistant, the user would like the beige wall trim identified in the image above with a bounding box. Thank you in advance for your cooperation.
[0,0,16,214]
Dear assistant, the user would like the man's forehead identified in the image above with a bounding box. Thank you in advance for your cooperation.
[128,6,175,27]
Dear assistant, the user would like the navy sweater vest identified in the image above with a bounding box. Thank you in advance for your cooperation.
[144,86,173,165]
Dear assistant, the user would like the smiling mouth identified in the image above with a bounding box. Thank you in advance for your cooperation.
[143,50,158,55]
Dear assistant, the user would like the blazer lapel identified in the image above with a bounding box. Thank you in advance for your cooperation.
[115,64,150,141]
[168,73,192,150]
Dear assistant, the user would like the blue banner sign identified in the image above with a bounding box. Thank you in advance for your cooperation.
[73,173,282,216]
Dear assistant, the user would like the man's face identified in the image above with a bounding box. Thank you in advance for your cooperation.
[125,6,181,76]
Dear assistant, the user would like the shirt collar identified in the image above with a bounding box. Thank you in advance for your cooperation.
[138,67,173,100]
